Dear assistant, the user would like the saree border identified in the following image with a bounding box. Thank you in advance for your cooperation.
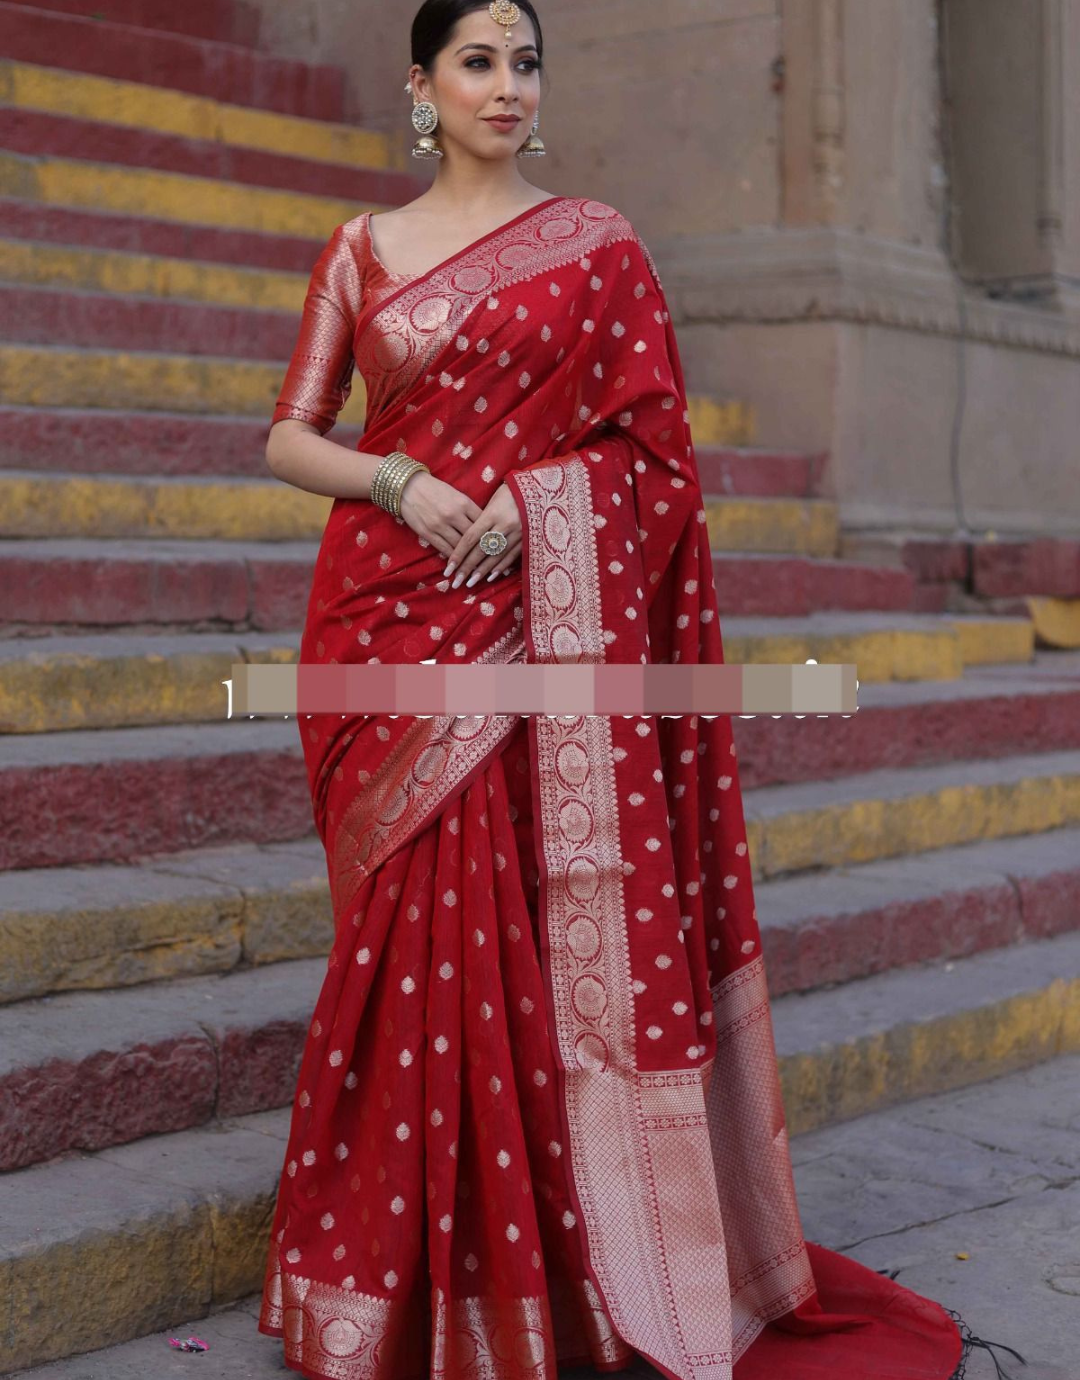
[329,626,527,920]
[511,458,817,1380]
[259,1260,630,1380]
[354,193,566,339]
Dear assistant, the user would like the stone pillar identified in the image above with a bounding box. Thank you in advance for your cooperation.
[942,0,1079,314]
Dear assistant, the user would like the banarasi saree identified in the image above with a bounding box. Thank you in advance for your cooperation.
[257,196,973,1380]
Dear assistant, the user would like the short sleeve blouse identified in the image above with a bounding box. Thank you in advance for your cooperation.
[270,213,416,436]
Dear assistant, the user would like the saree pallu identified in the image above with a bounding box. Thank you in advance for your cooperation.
[258,196,963,1380]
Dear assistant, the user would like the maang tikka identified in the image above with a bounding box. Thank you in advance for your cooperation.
[406,0,546,160]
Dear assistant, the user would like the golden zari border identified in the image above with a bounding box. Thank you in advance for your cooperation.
[328,626,526,919]
[260,1257,635,1379]
[511,457,816,1379]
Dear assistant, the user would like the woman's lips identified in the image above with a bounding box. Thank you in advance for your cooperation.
[484,117,521,131]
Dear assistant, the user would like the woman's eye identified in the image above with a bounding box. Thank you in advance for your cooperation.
[465,57,539,71]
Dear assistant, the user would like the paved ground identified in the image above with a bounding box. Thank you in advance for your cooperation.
[11,1055,1078,1380]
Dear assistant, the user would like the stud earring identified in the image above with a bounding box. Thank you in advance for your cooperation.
[516,111,546,158]
[406,81,443,160]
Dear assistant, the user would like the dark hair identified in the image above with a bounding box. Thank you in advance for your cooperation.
[411,0,545,74]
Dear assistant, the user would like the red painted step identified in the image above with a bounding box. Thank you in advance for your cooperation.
[0,107,424,206]
[0,284,302,358]
[0,538,913,633]
[0,955,323,1169]
[711,553,914,616]
[0,407,311,476]
[0,198,334,274]
[0,663,1077,872]
[3,829,1078,1169]
[974,537,1080,599]
[844,530,1080,600]
[0,721,311,872]
[695,446,828,500]
[758,827,1080,996]
[0,540,313,634]
[9,0,262,47]
[733,653,1080,788]
[0,1,347,122]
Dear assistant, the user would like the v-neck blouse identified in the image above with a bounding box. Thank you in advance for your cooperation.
[271,199,572,437]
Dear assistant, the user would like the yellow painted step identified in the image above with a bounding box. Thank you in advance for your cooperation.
[0,848,334,1006]
[0,427,779,543]
[0,149,369,240]
[1027,595,1080,650]
[0,238,306,312]
[744,752,1078,882]
[0,347,746,460]
[0,344,368,425]
[723,616,1033,682]
[0,58,403,172]
[0,637,295,734]
[779,953,1080,1136]
[951,616,1037,667]
[0,621,1032,734]
[703,497,838,555]
[689,397,755,447]
[0,473,332,541]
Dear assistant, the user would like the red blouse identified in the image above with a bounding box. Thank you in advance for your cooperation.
[271,213,417,436]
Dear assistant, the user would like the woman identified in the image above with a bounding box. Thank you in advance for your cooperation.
[256,4,1015,1379]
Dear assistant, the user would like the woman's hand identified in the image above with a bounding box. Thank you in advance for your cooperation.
[397,470,485,561]
[441,483,522,588]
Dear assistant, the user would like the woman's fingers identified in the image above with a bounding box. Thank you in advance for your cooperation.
[484,539,523,581]
[447,537,521,588]
[445,486,521,585]
[452,538,522,589]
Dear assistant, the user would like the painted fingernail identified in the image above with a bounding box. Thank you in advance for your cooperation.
[466,572,481,588]
[486,570,499,582]
[444,562,455,577]
[452,572,464,589]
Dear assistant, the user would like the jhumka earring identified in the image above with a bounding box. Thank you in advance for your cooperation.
[516,111,546,158]
[406,83,443,160]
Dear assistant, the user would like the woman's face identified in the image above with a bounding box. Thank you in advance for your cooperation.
[412,8,541,161]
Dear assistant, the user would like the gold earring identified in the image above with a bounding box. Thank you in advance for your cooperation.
[406,81,443,160]
[516,111,546,158]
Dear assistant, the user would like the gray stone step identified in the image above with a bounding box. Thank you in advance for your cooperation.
[773,928,1080,1134]
[0,956,325,1170]
[0,719,310,871]
[742,747,1080,879]
[0,838,330,1006]
[6,1055,1078,1378]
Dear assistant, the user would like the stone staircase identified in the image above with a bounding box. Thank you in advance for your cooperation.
[2,1,1079,1373]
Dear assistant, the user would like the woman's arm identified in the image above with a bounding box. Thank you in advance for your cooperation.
[265,419,390,502]
[265,222,415,502]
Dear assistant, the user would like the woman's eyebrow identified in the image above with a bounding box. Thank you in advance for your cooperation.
[454,42,539,54]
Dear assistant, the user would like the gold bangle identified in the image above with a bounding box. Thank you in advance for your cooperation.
[371,451,430,516]
[372,452,409,513]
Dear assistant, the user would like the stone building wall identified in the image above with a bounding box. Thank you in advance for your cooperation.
[243,0,1080,535]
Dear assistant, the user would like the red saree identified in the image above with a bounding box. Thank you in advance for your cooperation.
[257,196,969,1380]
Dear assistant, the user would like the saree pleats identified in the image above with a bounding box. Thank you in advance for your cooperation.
[259,720,635,1380]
